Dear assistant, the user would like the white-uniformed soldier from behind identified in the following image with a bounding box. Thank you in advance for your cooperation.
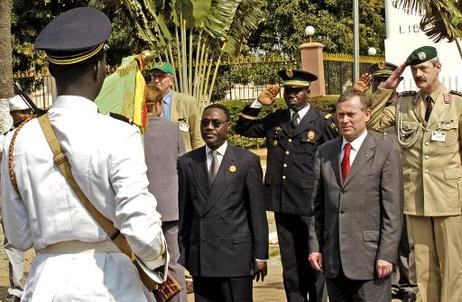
[0,95,32,302]
[235,70,337,302]
[368,46,462,302]
[0,7,167,302]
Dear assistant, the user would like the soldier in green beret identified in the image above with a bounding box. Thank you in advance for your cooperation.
[368,45,462,302]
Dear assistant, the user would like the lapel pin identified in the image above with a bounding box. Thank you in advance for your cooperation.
[307,130,316,141]
[229,165,237,173]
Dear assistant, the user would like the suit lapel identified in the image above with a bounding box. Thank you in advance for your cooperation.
[202,145,236,215]
[331,139,343,186]
[343,133,376,187]
[412,92,426,125]
[427,89,447,129]
[170,91,180,122]
[280,110,292,136]
[190,147,210,203]
[293,106,315,137]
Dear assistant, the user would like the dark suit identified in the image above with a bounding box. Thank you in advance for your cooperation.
[178,143,268,302]
[235,105,337,302]
[309,131,403,301]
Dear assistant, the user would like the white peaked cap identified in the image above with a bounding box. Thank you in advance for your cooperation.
[8,95,30,111]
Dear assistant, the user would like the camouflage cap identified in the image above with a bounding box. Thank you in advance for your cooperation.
[368,62,397,78]
[405,46,437,66]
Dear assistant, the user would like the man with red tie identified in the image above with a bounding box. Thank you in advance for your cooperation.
[308,91,403,302]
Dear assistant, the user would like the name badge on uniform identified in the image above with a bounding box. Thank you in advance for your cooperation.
[431,131,446,142]
[179,121,189,132]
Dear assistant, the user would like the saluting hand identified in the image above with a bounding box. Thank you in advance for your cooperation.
[382,63,406,90]
[352,73,373,93]
[257,84,280,106]
[254,260,268,282]
[376,259,393,278]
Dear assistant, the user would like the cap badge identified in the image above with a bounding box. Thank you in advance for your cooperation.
[418,52,426,61]
[307,130,316,141]
[286,69,294,78]
[229,165,237,173]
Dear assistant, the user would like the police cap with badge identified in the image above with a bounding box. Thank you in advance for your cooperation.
[34,7,111,66]
[277,69,317,87]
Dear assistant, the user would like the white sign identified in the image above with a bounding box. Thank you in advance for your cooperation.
[384,0,462,91]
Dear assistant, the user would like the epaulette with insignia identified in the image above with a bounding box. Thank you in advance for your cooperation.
[450,90,462,97]
[398,91,416,97]
[109,112,132,124]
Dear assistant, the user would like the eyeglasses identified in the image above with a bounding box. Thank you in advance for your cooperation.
[200,119,228,128]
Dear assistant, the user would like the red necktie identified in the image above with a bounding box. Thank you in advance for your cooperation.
[341,143,352,182]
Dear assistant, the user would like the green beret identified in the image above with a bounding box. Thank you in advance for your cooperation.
[277,69,317,87]
[150,62,174,76]
[405,46,437,66]
[368,62,397,77]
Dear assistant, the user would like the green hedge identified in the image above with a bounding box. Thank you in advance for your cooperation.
[220,95,339,149]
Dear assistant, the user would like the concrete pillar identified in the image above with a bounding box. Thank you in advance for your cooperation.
[299,42,326,97]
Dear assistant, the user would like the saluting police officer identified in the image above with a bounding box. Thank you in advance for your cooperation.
[368,46,462,302]
[235,69,337,302]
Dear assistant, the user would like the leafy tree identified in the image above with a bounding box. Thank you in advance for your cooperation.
[90,0,265,108]
[247,0,386,56]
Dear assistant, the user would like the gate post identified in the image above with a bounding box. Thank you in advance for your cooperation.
[299,42,326,97]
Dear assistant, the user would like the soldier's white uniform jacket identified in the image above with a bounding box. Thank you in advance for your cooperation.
[368,84,462,216]
[0,96,167,302]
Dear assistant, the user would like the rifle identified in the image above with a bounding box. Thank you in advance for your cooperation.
[14,82,47,116]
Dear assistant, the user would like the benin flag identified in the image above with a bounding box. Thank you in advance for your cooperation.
[95,55,147,131]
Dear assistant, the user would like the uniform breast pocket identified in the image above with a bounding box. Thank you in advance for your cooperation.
[436,120,458,146]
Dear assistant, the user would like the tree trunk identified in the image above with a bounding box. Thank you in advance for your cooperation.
[0,0,13,132]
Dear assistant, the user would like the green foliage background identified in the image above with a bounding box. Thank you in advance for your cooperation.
[222,95,338,148]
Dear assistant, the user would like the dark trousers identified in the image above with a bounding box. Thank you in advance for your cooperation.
[275,213,325,302]
[326,270,391,302]
[192,276,253,302]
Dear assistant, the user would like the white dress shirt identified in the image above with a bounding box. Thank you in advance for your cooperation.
[250,99,310,123]
[340,130,368,165]
[1,95,166,302]
[205,141,228,172]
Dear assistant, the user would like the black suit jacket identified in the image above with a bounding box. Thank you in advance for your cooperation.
[178,144,269,277]
[235,105,337,215]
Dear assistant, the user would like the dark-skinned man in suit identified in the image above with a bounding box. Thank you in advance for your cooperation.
[178,104,269,302]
